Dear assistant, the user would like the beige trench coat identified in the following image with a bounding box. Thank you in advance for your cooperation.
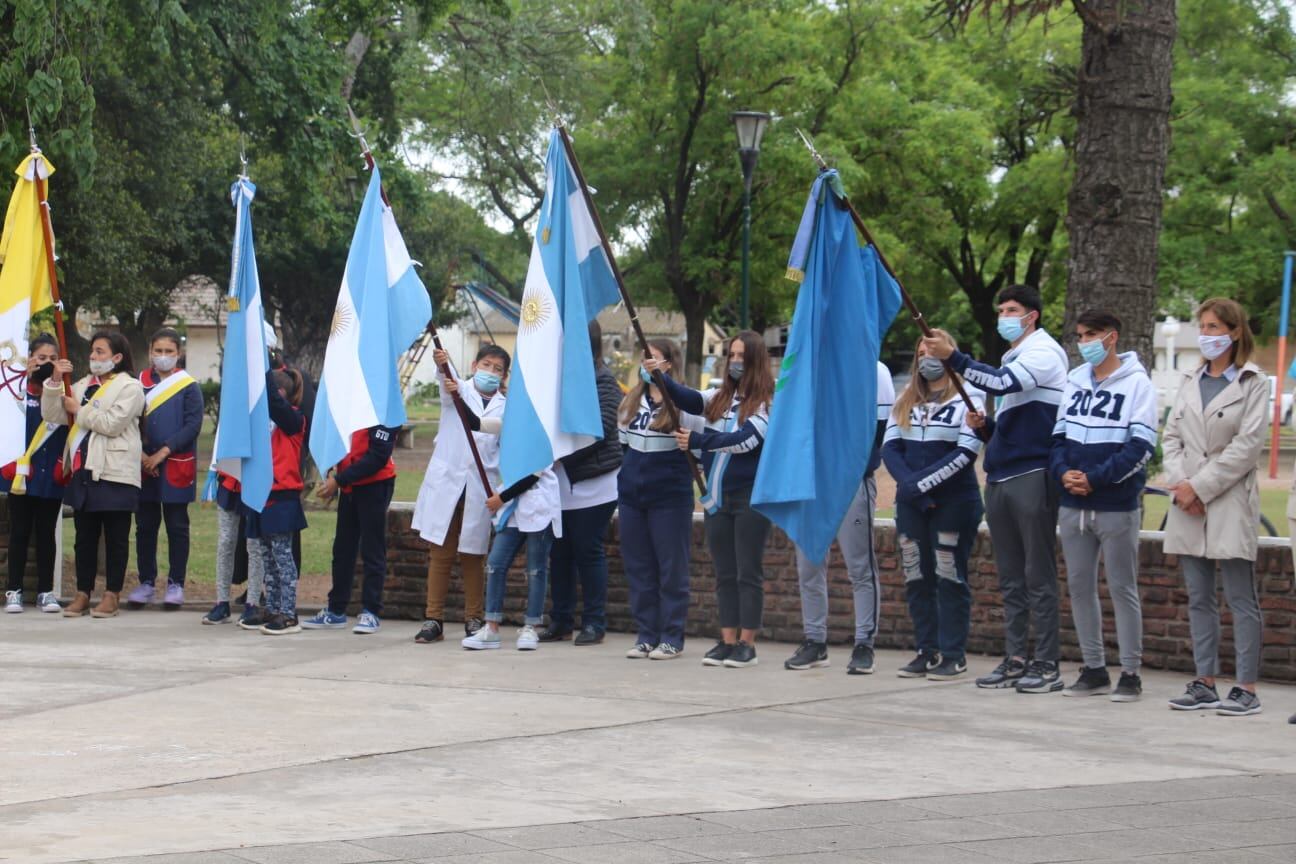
[41,373,145,488]
[1161,361,1267,561]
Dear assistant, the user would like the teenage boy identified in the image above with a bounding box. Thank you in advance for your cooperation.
[302,425,398,634]
[923,284,1068,693]
[1051,310,1156,702]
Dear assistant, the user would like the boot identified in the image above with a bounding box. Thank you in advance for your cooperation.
[63,591,91,618]
[91,591,120,618]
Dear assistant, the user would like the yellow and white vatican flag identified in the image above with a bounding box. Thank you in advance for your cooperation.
[0,153,55,466]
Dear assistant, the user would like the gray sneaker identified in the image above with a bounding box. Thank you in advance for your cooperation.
[1216,686,1262,717]
[1168,679,1220,711]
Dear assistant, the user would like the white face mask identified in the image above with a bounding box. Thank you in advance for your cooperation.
[152,354,178,372]
[88,359,115,376]
[1198,333,1233,361]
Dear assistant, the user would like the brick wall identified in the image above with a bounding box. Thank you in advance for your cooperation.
[380,503,1296,683]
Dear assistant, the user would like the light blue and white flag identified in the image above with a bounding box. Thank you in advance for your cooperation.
[208,176,273,512]
[309,162,432,473]
[497,129,620,486]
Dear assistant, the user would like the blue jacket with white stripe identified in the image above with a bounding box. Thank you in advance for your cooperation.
[661,376,768,497]
[1049,353,1158,512]
[947,328,1068,483]
[882,391,985,509]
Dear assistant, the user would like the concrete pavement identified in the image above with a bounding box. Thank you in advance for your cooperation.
[2,612,1295,863]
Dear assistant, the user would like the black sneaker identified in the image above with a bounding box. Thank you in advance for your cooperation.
[898,650,941,678]
[573,625,604,646]
[847,643,875,675]
[414,619,444,643]
[784,640,829,670]
[1216,686,1262,717]
[1168,679,1220,711]
[1063,665,1112,697]
[202,601,231,625]
[238,605,268,631]
[723,641,758,668]
[261,614,301,635]
[537,624,572,642]
[702,641,732,667]
[1111,672,1142,703]
[926,656,967,681]
[464,617,484,637]
[1288,711,1295,725]
[976,657,1026,689]
[1015,660,1063,694]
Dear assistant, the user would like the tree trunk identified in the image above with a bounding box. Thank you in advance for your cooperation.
[1062,0,1176,368]
[682,305,707,388]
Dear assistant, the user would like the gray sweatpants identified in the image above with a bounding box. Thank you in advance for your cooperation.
[984,469,1060,662]
[794,477,879,645]
[1181,556,1263,684]
[215,506,264,606]
[1059,507,1142,674]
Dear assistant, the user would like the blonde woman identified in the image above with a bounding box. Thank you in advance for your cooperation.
[1163,298,1268,716]
[882,331,985,680]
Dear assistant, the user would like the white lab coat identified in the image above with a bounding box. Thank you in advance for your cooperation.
[411,366,504,554]
[504,466,563,538]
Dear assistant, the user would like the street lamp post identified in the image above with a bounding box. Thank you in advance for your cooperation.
[731,110,770,331]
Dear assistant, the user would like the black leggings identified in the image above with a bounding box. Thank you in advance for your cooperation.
[705,488,772,631]
[6,495,62,593]
[74,510,132,594]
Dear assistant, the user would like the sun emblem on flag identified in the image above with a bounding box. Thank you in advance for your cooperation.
[519,290,553,334]
[330,298,354,338]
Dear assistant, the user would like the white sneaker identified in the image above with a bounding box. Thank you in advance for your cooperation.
[516,625,540,651]
[462,626,501,650]
[4,590,22,614]
[650,643,682,660]
[626,642,653,659]
[37,592,61,613]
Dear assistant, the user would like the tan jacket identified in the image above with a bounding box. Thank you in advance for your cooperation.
[41,374,145,488]
[1161,361,1266,561]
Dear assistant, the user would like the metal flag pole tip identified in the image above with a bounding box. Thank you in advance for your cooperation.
[796,128,828,171]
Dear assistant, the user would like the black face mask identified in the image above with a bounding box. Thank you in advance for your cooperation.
[30,362,54,384]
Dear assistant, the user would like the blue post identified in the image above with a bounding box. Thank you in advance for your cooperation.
[1269,251,1295,477]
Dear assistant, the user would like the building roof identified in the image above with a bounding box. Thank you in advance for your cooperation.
[168,275,225,328]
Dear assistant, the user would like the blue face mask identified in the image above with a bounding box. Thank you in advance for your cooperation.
[727,362,744,382]
[473,370,501,394]
[639,366,654,385]
[997,315,1026,343]
[1078,336,1109,367]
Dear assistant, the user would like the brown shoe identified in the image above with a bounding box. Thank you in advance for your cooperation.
[91,591,120,618]
[63,592,91,617]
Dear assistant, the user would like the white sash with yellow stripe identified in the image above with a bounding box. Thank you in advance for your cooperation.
[144,369,196,416]
[9,420,59,495]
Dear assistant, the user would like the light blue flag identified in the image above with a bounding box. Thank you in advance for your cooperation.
[752,170,902,563]
[498,129,621,487]
[309,163,432,474]
[209,176,273,512]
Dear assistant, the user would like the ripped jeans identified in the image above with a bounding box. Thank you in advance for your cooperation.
[484,525,555,626]
[895,498,982,662]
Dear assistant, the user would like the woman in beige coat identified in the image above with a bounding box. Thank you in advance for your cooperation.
[42,331,144,618]
[1161,298,1267,717]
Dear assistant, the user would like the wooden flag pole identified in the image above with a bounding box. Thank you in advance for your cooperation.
[27,128,72,391]
[796,129,979,415]
[554,122,709,498]
[346,108,493,496]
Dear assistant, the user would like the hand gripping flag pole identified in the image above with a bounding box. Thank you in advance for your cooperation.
[796,129,979,415]
[347,107,494,498]
[554,122,709,498]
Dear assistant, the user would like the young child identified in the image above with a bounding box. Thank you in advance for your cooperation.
[43,331,145,618]
[411,345,507,643]
[617,339,701,660]
[202,469,266,627]
[3,334,68,614]
[302,424,398,634]
[128,327,203,610]
[249,368,308,635]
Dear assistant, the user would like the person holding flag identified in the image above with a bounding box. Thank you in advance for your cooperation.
[128,327,203,610]
[304,155,430,635]
[2,334,67,613]
[659,331,775,669]
[749,167,901,672]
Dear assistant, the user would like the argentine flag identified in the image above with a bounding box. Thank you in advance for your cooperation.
[498,129,621,487]
[210,176,273,512]
[309,162,432,473]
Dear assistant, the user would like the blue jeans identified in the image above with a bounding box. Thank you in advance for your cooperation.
[485,526,555,625]
[548,500,617,633]
[896,498,982,662]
